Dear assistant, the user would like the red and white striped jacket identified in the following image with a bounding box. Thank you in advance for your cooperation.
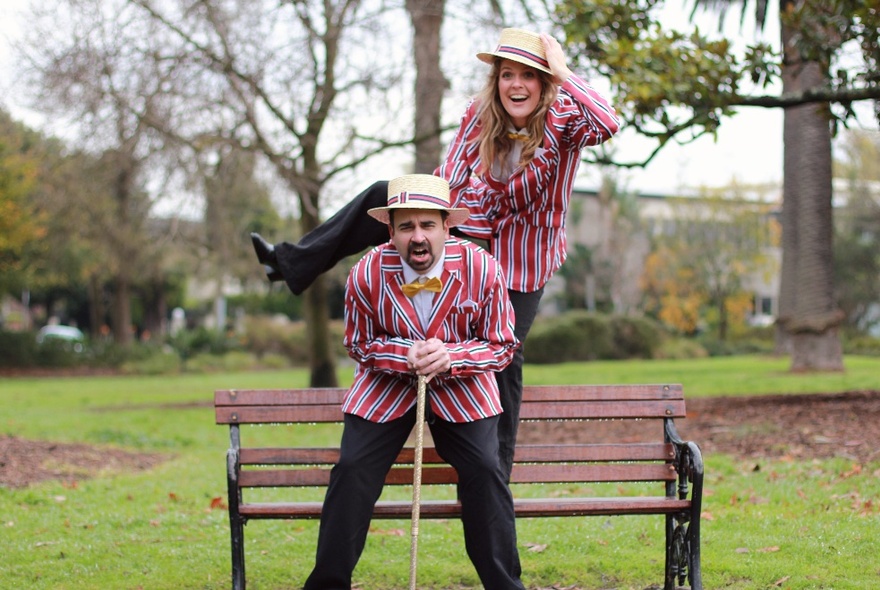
[342,238,519,423]
[436,74,620,293]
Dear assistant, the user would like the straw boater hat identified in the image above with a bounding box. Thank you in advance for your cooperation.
[476,28,552,75]
[367,174,470,226]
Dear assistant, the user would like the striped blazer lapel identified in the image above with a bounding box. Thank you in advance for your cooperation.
[379,251,424,338]
[425,240,462,338]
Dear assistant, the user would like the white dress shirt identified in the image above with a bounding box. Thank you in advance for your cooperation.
[401,251,445,331]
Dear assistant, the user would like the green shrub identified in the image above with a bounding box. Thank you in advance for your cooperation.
[259,352,293,369]
[0,330,96,368]
[608,315,663,359]
[0,330,39,367]
[119,349,182,375]
[525,312,672,364]
[843,334,880,356]
[697,334,774,356]
[87,340,161,368]
[163,327,242,366]
[241,316,347,365]
[185,351,260,373]
[652,336,709,360]
[524,311,613,364]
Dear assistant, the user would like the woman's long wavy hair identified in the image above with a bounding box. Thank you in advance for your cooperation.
[473,59,558,175]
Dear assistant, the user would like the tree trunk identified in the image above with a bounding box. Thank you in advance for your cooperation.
[88,276,104,338]
[112,276,133,346]
[406,0,447,174]
[304,276,337,385]
[777,5,843,371]
[300,183,338,387]
[775,23,798,357]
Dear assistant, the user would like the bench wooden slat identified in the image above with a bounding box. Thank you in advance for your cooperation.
[238,496,693,520]
[238,462,676,488]
[216,405,344,424]
[215,384,683,409]
[239,443,675,466]
[520,399,685,419]
[217,399,685,424]
[521,384,683,402]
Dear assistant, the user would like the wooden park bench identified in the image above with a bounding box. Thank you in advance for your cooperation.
[214,383,704,590]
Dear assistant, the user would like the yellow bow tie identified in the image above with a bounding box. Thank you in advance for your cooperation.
[507,132,529,141]
[401,277,443,298]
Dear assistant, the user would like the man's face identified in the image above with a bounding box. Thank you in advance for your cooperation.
[389,209,449,273]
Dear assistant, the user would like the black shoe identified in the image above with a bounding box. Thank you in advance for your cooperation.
[250,232,282,282]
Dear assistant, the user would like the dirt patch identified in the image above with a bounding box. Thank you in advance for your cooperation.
[0,435,168,489]
[2,391,879,489]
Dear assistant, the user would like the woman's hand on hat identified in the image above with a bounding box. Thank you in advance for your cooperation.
[541,34,572,85]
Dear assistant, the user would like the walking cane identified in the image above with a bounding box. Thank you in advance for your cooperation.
[408,374,428,590]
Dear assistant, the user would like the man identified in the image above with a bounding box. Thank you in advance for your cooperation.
[303,174,525,590]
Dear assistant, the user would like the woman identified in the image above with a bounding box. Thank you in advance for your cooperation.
[253,28,619,478]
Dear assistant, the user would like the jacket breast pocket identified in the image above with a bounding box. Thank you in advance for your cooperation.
[444,302,481,337]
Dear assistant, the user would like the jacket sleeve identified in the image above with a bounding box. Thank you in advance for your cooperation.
[343,261,413,376]
[558,73,621,149]
[434,101,495,239]
[445,260,519,377]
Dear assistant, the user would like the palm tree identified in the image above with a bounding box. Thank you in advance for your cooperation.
[691,0,843,370]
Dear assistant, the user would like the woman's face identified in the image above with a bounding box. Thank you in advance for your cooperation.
[497,59,542,128]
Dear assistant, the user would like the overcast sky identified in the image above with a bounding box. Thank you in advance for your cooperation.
[1,0,861,200]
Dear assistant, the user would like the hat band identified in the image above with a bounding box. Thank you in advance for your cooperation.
[388,191,450,208]
[494,44,549,69]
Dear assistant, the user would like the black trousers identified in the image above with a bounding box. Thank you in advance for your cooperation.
[272,181,546,479]
[496,287,543,480]
[303,408,525,590]
[274,181,390,295]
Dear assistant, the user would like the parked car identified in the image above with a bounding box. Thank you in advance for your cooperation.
[36,325,86,353]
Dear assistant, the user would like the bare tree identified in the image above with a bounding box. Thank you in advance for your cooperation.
[17,0,186,345]
[128,0,414,385]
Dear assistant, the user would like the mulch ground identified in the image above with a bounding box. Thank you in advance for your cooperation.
[2,390,879,489]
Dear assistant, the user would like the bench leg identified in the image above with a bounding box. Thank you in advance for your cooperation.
[230,513,246,590]
[227,443,246,590]
[686,511,702,590]
[665,513,702,590]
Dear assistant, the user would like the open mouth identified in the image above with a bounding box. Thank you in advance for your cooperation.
[409,243,431,265]
[510,94,529,103]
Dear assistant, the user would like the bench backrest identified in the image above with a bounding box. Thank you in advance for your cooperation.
[215,384,685,492]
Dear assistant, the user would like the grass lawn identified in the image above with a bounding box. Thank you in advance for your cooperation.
[1,355,878,589]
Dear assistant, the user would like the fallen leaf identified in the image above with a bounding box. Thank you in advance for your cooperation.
[772,575,791,586]
[168,492,179,502]
[700,511,714,521]
[525,543,548,553]
[210,496,227,510]
[758,546,780,553]
[368,527,405,536]
[735,547,749,554]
